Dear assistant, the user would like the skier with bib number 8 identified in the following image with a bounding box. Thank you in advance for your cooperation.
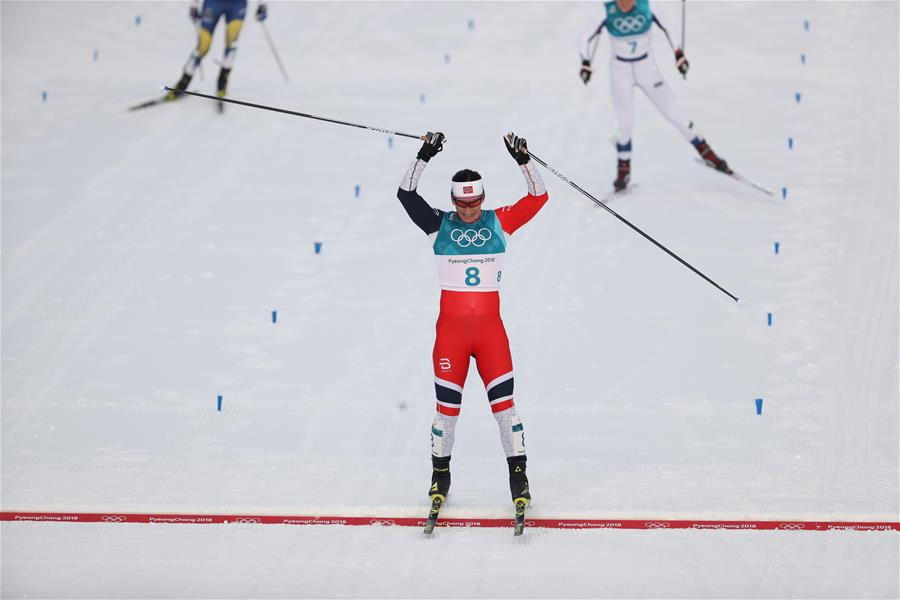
[396,132,549,514]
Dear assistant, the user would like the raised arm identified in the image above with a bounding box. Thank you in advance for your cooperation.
[397,132,445,235]
[496,133,549,236]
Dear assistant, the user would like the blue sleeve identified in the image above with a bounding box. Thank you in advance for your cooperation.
[397,188,444,235]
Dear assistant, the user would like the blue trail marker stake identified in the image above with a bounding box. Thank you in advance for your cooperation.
[314,242,323,254]
[781,186,788,200]
[767,312,773,327]
[468,18,475,30]
[804,20,810,31]
[788,137,794,150]
[801,53,806,65]
[755,398,764,415]
[419,93,426,104]
[795,92,802,103]
[135,15,142,26]
[354,184,360,198]
[272,310,277,324]
[445,53,451,64]
[388,136,393,149]
[217,395,223,412]
[774,241,780,254]
[41,91,47,102]
[93,49,99,62]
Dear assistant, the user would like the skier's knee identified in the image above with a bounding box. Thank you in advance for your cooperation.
[431,413,458,458]
[196,28,213,57]
[493,406,526,457]
[487,372,514,413]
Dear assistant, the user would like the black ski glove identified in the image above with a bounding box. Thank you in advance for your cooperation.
[190,5,201,22]
[256,3,268,21]
[675,50,689,77]
[504,132,529,165]
[580,60,592,84]
[417,131,445,162]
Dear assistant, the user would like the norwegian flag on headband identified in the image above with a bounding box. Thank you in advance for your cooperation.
[451,178,484,199]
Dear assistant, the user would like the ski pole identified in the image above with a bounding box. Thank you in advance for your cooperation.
[259,21,289,83]
[681,0,686,51]
[527,151,740,303]
[165,88,427,140]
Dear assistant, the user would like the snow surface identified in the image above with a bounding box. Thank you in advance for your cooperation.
[1,0,898,597]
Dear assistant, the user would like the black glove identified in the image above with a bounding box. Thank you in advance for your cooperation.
[189,5,201,22]
[580,60,592,84]
[256,3,268,21]
[504,132,529,165]
[675,49,689,77]
[417,131,445,162]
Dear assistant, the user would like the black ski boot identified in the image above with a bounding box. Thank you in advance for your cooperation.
[613,159,631,192]
[694,140,732,174]
[429,456,451,500]
[165,72,192,101]
[507,456,531,503]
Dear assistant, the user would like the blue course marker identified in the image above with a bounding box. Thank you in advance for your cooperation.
[781,187,788,200]
[135,14,141,26]
[93,49,99,62]
[795,92,802,103]
[41,91,47,102]
[788,137,794,150]
[314,242,323,254]
[355,184,360,197]
[774,241,780,254]
[445,53,451,65]
[755,398,764,415]
[272,310,277,324]
[767,312,773,327]
[804,19,810,31]
[801,53,806,65]
[217,395,223,412]
[468,18,475,30]
[388,136,393,149]
[419,93,426,104]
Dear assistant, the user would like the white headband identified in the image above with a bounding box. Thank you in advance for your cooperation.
[450,179,484,200]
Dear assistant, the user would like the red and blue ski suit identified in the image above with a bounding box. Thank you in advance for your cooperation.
[397,156,549,460]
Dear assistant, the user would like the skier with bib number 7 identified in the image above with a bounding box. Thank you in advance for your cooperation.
[578,0,732,192]
[396,132,549,527]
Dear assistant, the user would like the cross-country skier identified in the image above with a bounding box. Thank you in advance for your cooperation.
[396,132,549,512]
[578,0,732,192]
[165,0,268,104]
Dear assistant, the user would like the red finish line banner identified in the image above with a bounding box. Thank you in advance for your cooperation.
[2,512,898,532]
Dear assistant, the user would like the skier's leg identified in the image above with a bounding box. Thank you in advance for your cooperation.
[428,313,471,497]
[609,61,635,189]
[474,316,530,502]
[167,9,219,98]
[635,58,700,143]
[637,58,732,172]
[609,61,636,160]
[218,2,247,96]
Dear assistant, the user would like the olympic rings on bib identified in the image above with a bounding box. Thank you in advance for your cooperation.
[613,15,647,33]
[450,228,492,248]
